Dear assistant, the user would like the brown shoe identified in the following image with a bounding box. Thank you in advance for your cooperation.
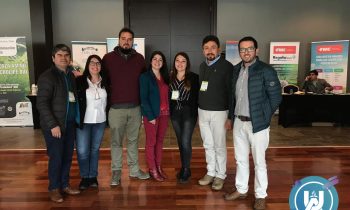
[211,177,224,191]
[157,166,168,179]
[62,187,80,195]
[254,198,266,210]
[198,174,214,186]
[224,190,248,201]
[49,189,63,203]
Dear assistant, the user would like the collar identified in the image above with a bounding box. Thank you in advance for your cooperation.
[206,55,221,66]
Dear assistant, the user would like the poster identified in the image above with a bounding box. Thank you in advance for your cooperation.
[0,37,33,126]
[106,38,145,57]
[71,41,107,72]
[311,40,349,94]
[225,40,240,65]
[270,42,300,86]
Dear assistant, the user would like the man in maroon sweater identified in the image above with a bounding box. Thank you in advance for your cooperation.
[102,27,149,186]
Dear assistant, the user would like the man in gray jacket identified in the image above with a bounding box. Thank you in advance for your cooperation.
[224,37,282,210]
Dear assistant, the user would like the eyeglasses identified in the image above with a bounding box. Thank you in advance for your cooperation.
[89,61,101,67]
[239,47,256,53]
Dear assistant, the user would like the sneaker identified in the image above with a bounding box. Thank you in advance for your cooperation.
[198,174,214,186]
[129,169,150,180]
[62,186,80,195]
[110,170,121,186]
[211,177,224,191]
[79,178,90,190]
[89,177,98,188]
[49,189,63,203]
[224,190,248,201]
[254,198,266,210]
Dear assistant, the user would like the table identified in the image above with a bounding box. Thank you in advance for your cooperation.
[278,94,350,127]
[26,95,40,129]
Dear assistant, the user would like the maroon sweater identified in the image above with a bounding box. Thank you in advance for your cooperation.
[102,47,146,106]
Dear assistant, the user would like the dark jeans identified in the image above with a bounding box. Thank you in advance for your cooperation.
[76,122,106,178]
[43,121,75,191]
[171,106,197,169]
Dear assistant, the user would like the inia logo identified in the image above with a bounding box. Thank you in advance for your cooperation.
[289,176,339,210]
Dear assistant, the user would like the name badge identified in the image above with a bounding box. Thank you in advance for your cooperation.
[200,81,209,91]
[68,91,76,102]
[171,90,180,100]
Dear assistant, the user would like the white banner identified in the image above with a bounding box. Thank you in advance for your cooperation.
[225,40,240,65]
[71,41,107,72]
[270,42,300,85]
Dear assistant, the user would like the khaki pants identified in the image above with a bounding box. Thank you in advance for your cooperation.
[108,106,141,174]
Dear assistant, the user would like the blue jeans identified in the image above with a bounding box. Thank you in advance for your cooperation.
[171,106,197,169]
[76,122,106,178]
[43,121,75,191]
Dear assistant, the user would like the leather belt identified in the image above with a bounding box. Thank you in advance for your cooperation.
[236,115,251,121]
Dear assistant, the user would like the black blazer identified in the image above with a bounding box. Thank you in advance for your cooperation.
[169,72,199,117]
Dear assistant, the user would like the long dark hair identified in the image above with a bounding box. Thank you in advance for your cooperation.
[149,51,169,85]
[83,54,107,89]
[170,52,192,90]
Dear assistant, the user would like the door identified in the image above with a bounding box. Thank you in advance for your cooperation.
[125,0,216,73]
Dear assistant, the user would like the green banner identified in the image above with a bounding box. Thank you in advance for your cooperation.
[0,37,33,126]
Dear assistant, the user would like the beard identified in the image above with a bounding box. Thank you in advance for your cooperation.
[206,53,216,61]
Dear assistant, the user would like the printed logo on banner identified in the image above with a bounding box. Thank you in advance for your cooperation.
[273,46,296,54]
[316,45,343,54]
[289,176,339,210]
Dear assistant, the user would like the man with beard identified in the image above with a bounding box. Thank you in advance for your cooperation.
[224,36,281,210]
[197,35,233,191]
[102,27,149,186]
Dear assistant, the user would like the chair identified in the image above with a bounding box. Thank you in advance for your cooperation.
[283,84,299,94]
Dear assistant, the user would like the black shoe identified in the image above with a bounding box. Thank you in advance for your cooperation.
[176,168,184,181]
[89,177,98,188]
[179,168,191,184]
[79,178,90,190]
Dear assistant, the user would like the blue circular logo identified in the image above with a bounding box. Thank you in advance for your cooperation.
[289,176,339,210]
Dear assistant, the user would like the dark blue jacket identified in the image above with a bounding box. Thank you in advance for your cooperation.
[230,58,282,133]
[139,70,160,121]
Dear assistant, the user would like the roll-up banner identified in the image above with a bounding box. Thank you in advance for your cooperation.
[270,42,300,86]
[71,41,107,72]
[311,40,349,94]
[225,40,241,65]
[0,37,33,126]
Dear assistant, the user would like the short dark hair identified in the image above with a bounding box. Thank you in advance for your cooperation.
[52,44,71,57]
[238,36,258,49]
[309,70,319,76]
[202,35,220,48]
[118,27,134,39]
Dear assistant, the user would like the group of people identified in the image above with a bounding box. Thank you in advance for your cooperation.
[37,27,282,210]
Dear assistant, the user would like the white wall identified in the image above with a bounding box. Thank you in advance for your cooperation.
[0,0,34,84]
[217,0,350,86]
[51,0,124,45]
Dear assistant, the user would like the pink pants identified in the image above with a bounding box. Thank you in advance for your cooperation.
[143,115,169,169]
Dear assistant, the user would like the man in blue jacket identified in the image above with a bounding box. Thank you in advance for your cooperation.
[224,37,282,210]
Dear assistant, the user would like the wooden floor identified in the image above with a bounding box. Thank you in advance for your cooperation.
[0,148,349,210]
[1,116,350,149]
